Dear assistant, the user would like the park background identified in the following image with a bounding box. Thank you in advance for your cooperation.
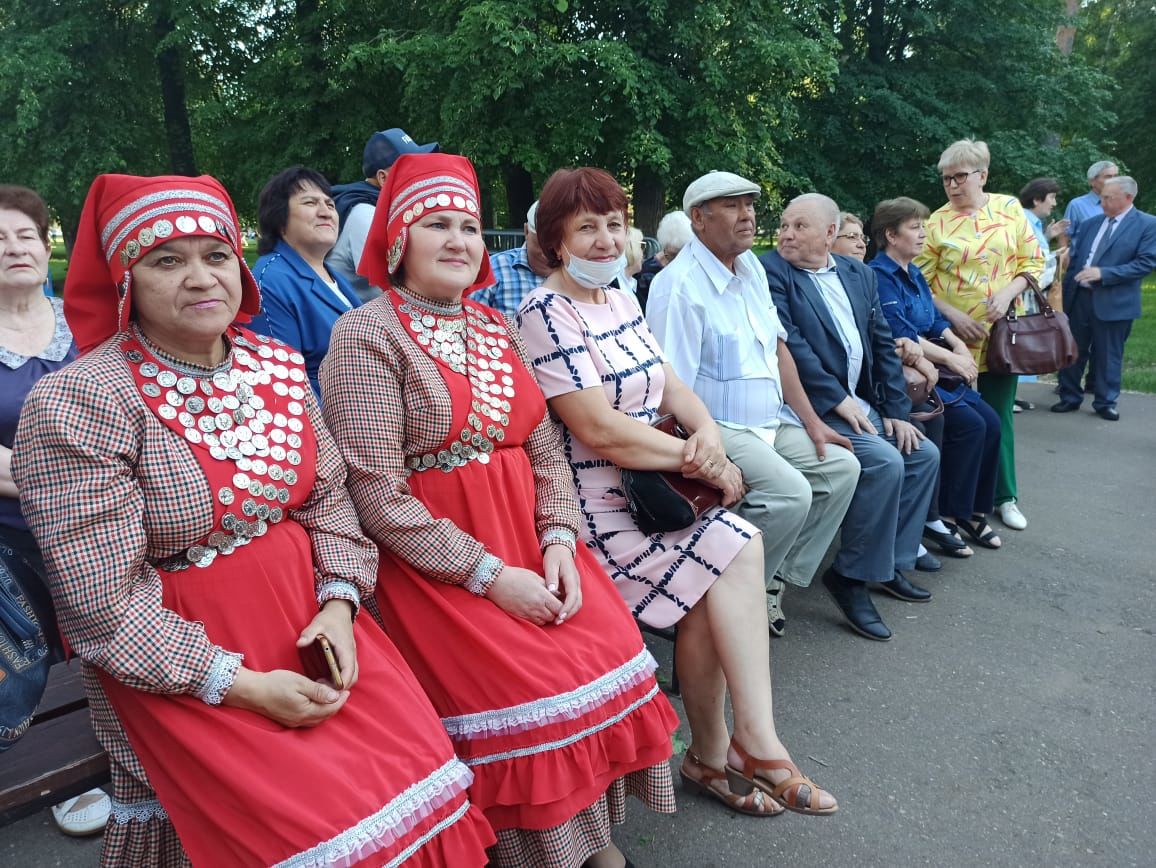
[3,0,1153,391]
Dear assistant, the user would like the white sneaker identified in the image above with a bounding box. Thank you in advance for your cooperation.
[51,788,111,837]
[766,577,787,637]
[996,501,1028,530]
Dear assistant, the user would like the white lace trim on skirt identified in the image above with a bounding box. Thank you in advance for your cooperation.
[272,757,473,867]
[440,646,657,740]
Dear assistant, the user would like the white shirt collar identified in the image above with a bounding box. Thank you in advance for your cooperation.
[802,254,839,275]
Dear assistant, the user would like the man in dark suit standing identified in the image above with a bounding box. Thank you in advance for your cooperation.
[761,194,940,641]
[1053,176,1156,421]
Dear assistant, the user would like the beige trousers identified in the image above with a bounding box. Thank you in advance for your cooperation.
[720,424,860,588]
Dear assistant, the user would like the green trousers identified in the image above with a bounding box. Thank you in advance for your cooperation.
[977,372,1018,505]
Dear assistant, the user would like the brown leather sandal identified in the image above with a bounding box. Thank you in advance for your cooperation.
[724,741,838,816]
[678,750,784,817]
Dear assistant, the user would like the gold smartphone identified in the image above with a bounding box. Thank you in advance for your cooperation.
[299,634,344,690]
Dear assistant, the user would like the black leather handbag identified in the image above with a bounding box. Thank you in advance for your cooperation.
[620,415,722,536]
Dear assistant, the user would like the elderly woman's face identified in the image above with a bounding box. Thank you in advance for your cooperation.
[559,209,626,265]
[943,165,988,208]
[0,208,51,293]
[131,236,242,347]
[282,183,338,255]
[402,210,484,298]
[831,222,866,260]
[887,218,927,262]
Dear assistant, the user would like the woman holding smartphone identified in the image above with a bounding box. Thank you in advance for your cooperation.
[14,173,495,866]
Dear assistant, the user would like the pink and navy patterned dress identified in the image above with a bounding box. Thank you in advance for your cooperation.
[517,288,757,630]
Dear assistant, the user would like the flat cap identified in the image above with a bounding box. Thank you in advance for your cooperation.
[683,171,761,213]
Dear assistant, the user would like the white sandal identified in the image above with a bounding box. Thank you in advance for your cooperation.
[51,788,111,837]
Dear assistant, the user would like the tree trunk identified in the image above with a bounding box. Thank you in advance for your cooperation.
[154,10,197,176]
[503,165,535,228]
[631,164,665,237]
[1056,0,1080,55]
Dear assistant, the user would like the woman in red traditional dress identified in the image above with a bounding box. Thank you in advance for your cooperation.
[13,173,495,866]
[320,153,679,868]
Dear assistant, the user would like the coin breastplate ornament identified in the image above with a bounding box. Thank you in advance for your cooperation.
[394,288,517,474]
[125,328,311,570]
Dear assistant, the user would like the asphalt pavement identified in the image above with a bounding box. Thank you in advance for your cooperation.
[3,380,1153,867]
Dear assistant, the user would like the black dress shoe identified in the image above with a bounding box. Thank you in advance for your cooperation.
[1050,401,1081,413]
[821,568,892,641]
[915,551,942,572]
[1095,406,1119,421]
[875,570,933,603]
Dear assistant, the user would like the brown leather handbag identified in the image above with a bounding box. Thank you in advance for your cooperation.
[902,365,945,422]
[620,415,723,535]
[986,275,1078,375]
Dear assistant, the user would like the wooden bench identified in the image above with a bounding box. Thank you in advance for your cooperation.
[0,663,109,827]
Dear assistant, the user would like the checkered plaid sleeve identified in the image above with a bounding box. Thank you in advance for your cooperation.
[320,304,497,586]
[12,364,236,700]
[291,385,379,612]
[503,314,581,548]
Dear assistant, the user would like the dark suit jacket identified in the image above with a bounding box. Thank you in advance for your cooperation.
[761,250,911,420]
[1063,207,1156,322]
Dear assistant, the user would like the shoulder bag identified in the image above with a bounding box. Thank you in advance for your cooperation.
[620,415,723,535]
[986,275,1078,375]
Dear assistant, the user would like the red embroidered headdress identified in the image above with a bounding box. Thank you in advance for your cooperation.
[64,174,261,353]
[358,152,495,294]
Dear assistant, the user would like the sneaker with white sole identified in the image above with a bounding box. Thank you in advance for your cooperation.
[766,577,787,637]
[51,788,111,837]
[996,500,1028,530]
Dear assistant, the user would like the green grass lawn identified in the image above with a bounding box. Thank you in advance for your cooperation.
[1122,276,1156,393]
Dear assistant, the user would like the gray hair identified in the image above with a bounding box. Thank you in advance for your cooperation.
[937,139,990,173]
[525,200,540,233]
[1103,175,1138,197]
[655,210,693,253]
[837,211,863,234]
[789,193,840,228]
[1086,161,1118,182]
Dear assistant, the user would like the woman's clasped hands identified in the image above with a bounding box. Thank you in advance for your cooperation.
[224,599,357,728]
[488,543,583,627]
[680,426,744,506]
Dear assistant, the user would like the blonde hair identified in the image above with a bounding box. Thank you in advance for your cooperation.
[625,226,645,271]
[937,139,990,173]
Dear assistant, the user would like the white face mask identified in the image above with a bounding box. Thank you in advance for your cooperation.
[563,244,627,289]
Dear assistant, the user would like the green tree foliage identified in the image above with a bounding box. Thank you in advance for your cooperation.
[1072,0,1156,210]
[0,0,1138,244]
[344,0,838,231]
[779,0,1116,219]
[0,0,256,248]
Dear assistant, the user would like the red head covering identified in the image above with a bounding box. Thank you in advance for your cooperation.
[64,173,261,353]
[358,152,494,294]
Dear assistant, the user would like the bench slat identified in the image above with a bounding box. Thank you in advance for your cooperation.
[0,695,109,826]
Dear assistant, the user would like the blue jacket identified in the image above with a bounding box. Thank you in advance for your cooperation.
[869,252,952,343]
[248,240,362,399]
[1063,208,1156,322]
[761,250,911,420]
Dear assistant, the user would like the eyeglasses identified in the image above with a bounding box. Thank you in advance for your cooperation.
[836,232,865,242]
[942,170,981,187]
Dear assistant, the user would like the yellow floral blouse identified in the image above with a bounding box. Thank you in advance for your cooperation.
[916,193,1044,370]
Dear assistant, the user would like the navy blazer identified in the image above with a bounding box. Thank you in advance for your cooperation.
[761,250,911,420]
[249,239,362,399]
[1063,207,1156,322]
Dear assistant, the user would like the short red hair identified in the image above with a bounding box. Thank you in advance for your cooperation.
[535,167,630,268]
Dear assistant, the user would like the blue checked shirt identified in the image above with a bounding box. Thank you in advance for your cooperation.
[471,245,543,316]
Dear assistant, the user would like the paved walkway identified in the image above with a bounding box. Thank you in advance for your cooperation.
[4,381,1153,867]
